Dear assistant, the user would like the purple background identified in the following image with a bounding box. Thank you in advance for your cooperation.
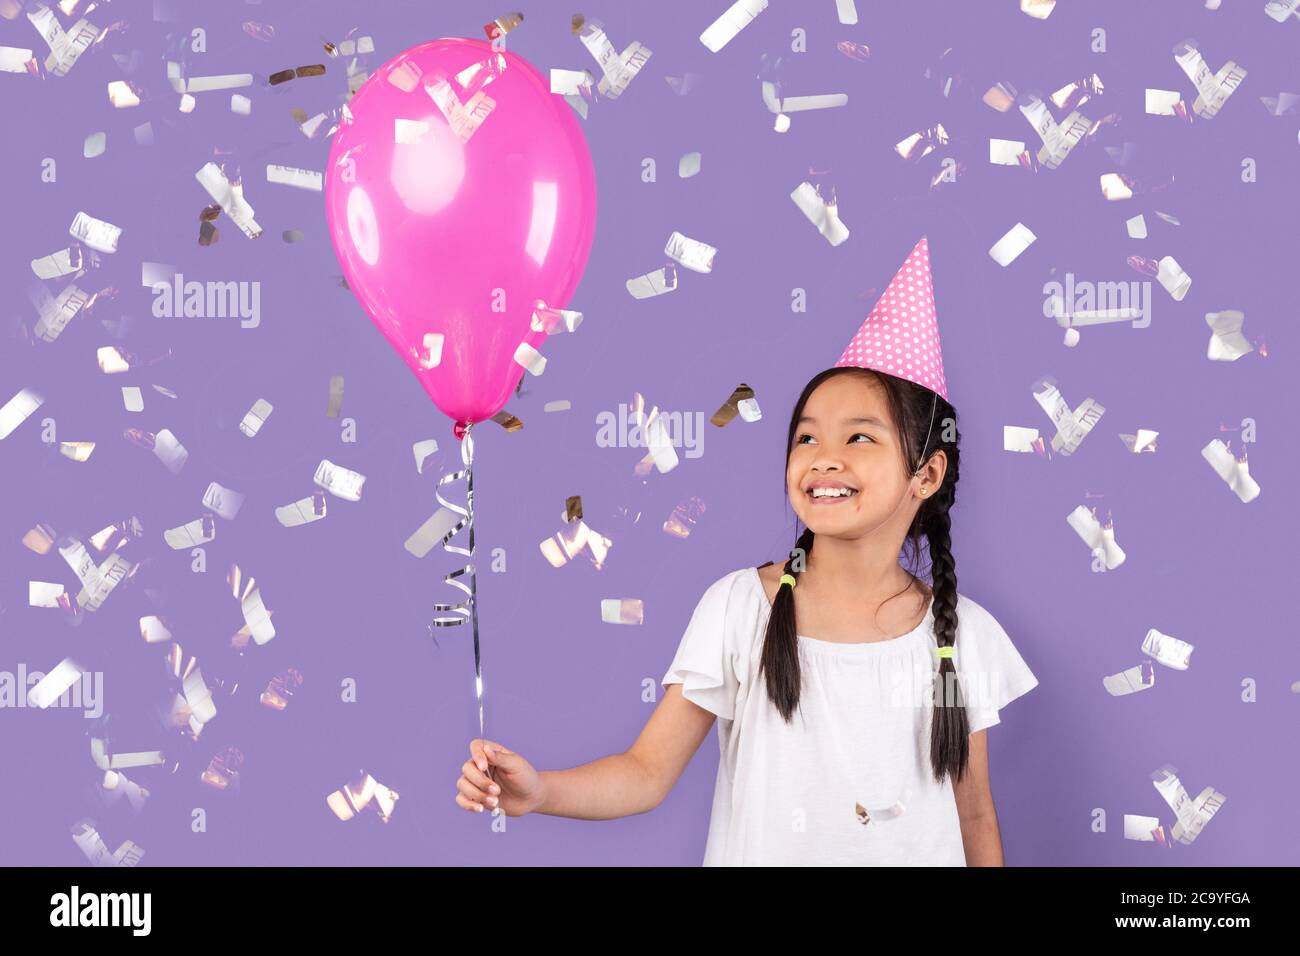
[1,0,1296,866]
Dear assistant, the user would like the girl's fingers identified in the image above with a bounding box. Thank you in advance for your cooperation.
[470,738,504,780]
[456,776,498,809]
[455,792,486,813]
[461,758,498,793]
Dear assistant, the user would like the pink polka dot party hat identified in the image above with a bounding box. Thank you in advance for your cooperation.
[834,235,949,402]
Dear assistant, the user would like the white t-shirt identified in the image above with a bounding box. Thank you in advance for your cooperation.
[660,566,1039,866]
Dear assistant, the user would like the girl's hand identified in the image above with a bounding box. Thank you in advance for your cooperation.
[456,739,545,817]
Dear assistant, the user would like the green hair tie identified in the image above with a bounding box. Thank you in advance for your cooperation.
[936,646,954,660]
[779,573,797,589]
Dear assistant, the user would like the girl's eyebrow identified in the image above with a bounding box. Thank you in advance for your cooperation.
[797,415,887,427]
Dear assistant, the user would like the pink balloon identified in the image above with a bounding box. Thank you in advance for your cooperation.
[325,38,597,428]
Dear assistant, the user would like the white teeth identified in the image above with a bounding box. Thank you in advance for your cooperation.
[810,487,854,498]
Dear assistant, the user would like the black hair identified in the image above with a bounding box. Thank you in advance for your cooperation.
[759,366,968,783]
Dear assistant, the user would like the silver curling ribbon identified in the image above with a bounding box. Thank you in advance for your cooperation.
[431,421,488,764]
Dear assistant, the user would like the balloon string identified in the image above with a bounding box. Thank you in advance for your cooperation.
[431,423,489,782]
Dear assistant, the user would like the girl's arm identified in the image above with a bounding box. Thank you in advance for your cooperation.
[534,684,718,820]
[954,729,1006,865]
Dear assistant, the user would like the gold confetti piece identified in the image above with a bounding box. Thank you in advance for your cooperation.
[711,384,755,426]
[161,512,214,548]
[326,375,344,416]
[484,11,524,40]
[178,93,196,113]
[982,82,1017,112]
[327,771,400,822]
[491,409,522,431]
[200,746,244,790]
[269,68,294,85]
[260,667,303,710]
[275,492,327,528]
[22,523,57,554]
[663,496,706,539]
[314,458,366,501]
[565,495,583,523]
[600,599,644,625]
[855,791,909,824]
[58,441,95,462]
[540,516,612,570]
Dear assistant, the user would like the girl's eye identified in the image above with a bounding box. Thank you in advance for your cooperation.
[796,433,815,444]
[850,433,874,444]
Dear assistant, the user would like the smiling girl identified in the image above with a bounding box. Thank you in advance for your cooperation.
[454,237,1038,865]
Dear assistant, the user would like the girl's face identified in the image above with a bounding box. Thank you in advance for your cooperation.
[786,373,922,538]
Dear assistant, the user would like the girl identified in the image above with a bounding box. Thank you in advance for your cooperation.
[454,237,1038,865]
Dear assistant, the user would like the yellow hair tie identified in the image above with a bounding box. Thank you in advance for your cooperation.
[779,573,797,589]
[936,646,954,659]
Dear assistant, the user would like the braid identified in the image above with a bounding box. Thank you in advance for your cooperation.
[762,527,815,721]
[923,468,970,783]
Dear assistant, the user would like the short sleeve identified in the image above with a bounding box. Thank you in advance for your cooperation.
[956,599,1039,734]
[660,573,742,721]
